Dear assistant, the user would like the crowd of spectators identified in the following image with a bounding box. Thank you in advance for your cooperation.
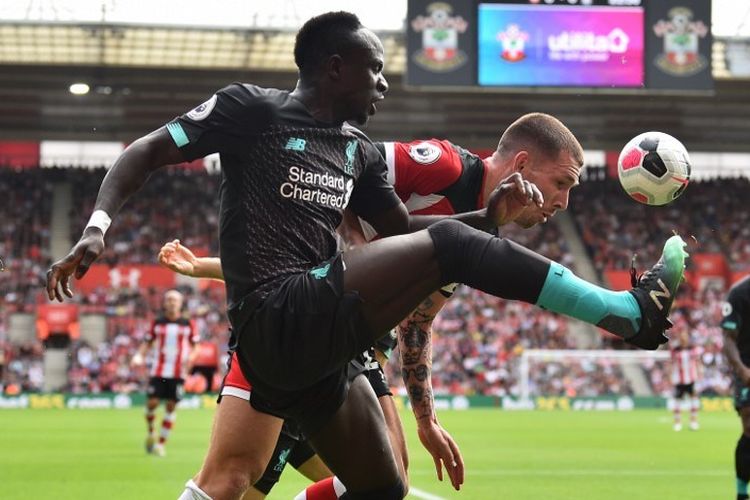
[644,282,732,397]
[0,168,55,311]
[1,167,746,399]
[69,167,221,265]
[569,176,750,274]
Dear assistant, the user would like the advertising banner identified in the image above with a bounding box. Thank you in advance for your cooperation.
[74,264,177,294]
[478,3,644,87]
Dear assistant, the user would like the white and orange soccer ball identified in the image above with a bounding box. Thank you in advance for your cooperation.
[617,131,691,206]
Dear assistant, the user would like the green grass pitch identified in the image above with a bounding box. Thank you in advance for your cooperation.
[0,408,737,499]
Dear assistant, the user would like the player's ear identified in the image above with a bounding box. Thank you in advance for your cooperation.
[326,55,344,81]
[514,151,529,173]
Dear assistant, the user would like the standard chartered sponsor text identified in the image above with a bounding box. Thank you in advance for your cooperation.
[280,165,351,208]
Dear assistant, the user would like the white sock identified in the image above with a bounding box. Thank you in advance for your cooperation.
[178,479,212,500]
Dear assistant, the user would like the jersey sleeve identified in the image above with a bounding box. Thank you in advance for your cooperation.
[377,139,463,197]
[722,287,744,332]
[346,140,401,219]
[165,83,274,161]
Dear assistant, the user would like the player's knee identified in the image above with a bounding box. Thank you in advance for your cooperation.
[224,467,254,498]
[426,219,473,281]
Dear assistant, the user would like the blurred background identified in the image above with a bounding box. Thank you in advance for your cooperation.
[0,0,748,420]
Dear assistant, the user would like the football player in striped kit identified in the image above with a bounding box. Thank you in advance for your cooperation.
[132,289,199,456]
[670,330,702,431]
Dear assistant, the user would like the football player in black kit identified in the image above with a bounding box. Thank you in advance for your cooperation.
[47,12,688,500]
[722,275,750,500]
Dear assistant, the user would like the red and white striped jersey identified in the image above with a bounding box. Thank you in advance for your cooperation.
[378,139,487,216]
[359,139,488,240]
[670,345,701,385]
[146,316,198,379]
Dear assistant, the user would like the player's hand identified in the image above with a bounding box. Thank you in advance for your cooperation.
[417,420,465,491]
[158,239,197,277]
[46,228,105,302]
[131,352,145,368]
[741,367,750,387]
[486,172,544,227]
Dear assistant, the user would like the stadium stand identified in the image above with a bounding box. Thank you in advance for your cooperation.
[0,167,746,397]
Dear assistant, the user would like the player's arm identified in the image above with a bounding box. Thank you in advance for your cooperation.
[724,328,750,385]
[339,209,369,247]
[364,172,543,238]
[131,339,153,368]
[46,128,186,301]
[722,291,749,384]
[398,290,464,490]
[158,240,224,280]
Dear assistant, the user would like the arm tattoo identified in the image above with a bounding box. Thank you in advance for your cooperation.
[402,364,429,382]
[398,314,435,422]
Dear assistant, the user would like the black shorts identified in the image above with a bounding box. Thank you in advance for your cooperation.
[674,383,695,399]
[230,253,376,437]
[735,377,750,411]
[147,377,184,401]
[253,421,316,495]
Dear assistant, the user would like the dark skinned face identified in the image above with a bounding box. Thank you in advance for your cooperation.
[334,28,389,125]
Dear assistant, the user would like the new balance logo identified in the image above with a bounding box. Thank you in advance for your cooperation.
[285,138,306,151]
[649,278,671,311]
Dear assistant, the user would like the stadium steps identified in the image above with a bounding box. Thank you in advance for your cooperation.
[50,181,72,260]
[43,348,69,392]
[80,314,107,347]
[554,212,603,348]
[8,313,35,345]
[623,364,653,396]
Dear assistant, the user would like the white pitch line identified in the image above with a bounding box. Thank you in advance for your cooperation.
[409,468,726,477]
[409,486,447,500]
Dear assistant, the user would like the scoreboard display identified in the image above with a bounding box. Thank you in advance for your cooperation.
[406,0,713,91]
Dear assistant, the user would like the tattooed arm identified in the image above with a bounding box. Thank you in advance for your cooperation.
[398,289,465,490]
[399,292,444,421]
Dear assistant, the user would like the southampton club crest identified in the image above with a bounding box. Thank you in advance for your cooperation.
[497,24,529,62]
[411,2,468,72]
[653,7,709,76]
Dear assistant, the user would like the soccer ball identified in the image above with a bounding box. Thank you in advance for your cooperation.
[617,131,691,206]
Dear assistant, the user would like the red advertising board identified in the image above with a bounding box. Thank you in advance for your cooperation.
[74,264,176,293]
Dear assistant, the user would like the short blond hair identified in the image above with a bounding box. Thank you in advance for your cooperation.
[497,113,584,167]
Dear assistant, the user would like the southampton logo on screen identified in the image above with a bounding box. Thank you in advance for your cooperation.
[653,7,708,76]
[497,24,529,62]
[410,2,468,72]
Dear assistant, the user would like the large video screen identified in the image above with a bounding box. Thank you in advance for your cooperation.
[478,3,644,87]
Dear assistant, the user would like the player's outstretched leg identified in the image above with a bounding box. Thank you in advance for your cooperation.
[343,220,687,351]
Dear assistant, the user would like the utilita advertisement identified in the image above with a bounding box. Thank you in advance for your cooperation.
[478,4,644,87]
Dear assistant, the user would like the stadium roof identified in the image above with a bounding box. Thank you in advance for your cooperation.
[0,0,745,75]
[0,1,747,36]
[0,0,406,31]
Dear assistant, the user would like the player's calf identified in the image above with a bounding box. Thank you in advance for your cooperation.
[427,220,688,350]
